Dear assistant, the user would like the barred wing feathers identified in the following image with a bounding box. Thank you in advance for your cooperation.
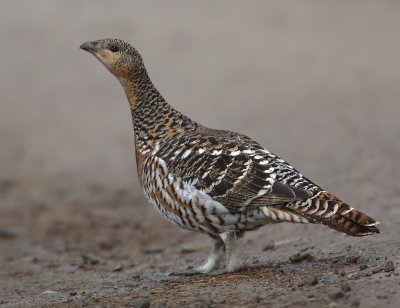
[154,128,310,213]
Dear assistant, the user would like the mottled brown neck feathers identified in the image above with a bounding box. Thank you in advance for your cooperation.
[119,70,198,152]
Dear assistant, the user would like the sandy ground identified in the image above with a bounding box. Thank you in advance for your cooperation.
[1,1,400,307]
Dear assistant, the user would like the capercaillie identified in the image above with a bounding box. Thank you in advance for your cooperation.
[80,39,380,275]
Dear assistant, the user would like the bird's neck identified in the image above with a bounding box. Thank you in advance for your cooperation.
[119,71,198,152]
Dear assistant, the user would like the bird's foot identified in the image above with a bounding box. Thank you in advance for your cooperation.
[168,269,228,277]
[169,233,229,277]
[169,259,223,277]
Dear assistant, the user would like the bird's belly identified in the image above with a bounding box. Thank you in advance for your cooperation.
[140,155,277,234]
[143,186,279,234]
[143,186,228,234]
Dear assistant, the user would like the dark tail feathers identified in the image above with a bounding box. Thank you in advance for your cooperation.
[324,204,380,236]
[288,191,380,236]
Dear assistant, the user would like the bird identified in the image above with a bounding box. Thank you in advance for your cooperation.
[80,39,380,275]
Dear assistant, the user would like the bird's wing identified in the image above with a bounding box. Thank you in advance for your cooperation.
[154,128,311,212]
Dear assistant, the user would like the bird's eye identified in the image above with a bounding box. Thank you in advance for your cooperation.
[109,45,119,53]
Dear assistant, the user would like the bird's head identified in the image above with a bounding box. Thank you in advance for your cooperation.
[80,39,144,80]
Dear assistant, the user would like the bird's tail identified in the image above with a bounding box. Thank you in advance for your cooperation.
[288,191,380,236]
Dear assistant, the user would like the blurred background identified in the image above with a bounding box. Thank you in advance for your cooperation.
[1,0,400,195]
[1,1,400,306]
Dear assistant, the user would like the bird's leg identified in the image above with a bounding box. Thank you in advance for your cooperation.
[169,234,226,276]
[221,231,247,273]
[196,234,226,273]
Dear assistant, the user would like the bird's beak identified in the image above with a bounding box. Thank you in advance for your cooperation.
[80,41,98,53]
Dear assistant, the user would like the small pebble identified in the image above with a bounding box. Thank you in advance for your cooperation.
[263,242,276,251]
[340,283,351,293]
[384,261,394,272]
[290,253,314,263]
[304,276,318,286]
[69,291,77,296]
[113,264,123,272]
[253,296,262,303]
[0,178,15,193]
[31,256,40,264]
[143,247,163,254]
[133,298,151,308]
[346,256,360,264]
[180,246,196,254]
[81,253,99,265]
[0,229,17,239]
[329,291,345,300]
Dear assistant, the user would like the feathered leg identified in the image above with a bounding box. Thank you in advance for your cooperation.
[222,231,247,273]
[169,234,225,276]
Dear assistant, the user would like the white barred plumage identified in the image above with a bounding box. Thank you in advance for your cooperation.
[81,39,380,275]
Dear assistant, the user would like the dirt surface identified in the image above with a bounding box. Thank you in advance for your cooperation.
[1,183,400,307]
[1,1,400,307]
